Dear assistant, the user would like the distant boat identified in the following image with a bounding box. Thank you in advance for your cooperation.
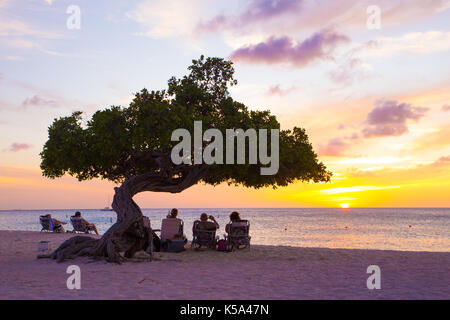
[101,195,114,211]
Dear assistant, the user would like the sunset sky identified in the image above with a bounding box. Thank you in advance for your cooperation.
[0,0,449,209]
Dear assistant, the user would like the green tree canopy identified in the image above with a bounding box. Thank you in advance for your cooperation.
[40,55,331,191]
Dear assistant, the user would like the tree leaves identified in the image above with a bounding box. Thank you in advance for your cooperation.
[40,56,331,188]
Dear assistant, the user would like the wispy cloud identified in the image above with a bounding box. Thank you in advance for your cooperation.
[7,79,68,109]
[318,137,349,157]
[0,0,63,55]
[21,95,58,109]
[410,126,450,152]
[0,13,61,39]
[266,84,297,96]
[127,0,209,39]
[358,31,450,58]
[318,185,401,195]
[197,0,449,37]
[336,157,410,165]
[5,55,23,61]
[442,104,450,112]
[197,0,303,33]
[3,143,32,152]
[343,155,450,177]
[328,56,374,87]
[430,156,450,166]
[229,29,349,68]
[326,30,450,87]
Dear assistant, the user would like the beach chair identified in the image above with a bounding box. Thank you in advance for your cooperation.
[160,218,184,242]
[143,216,160,256]
[225,220,251,250]
[39,215,63,233]
[191,222,217,249]
[160,218,186,252]
[70,216,95,234]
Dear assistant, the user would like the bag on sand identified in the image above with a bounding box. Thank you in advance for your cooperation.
[165,239,185,253]
[217,239,227,252]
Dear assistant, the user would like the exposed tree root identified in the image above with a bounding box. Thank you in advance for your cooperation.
[38,167,207,263]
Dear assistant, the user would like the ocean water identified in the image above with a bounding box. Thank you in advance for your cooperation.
[0,208,448,252]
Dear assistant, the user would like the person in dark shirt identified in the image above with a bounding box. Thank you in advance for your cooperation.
[193,213,219,233]
[73,211,99,235]
[225,211,243,234]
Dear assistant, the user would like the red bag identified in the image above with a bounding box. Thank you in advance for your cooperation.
[217,239,227,251]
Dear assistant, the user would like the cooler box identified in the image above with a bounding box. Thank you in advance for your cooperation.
[38,241,51,252]
[166,239,185,253]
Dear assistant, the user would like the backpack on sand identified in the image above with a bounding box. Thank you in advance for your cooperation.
[217,239,228,252]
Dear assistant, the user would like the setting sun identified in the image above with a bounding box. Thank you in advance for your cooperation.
[340,203,350,209]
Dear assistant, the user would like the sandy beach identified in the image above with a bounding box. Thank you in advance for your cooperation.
[0,230,448,300]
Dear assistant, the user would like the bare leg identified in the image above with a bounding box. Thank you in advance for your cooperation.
[91,224,99,235]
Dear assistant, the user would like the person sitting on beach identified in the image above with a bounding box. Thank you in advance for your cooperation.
[193,213,219,233]
[225,211,251,249]
[161,208,185,243]
[72,211,99,235]
[166,208,180,219]
[45,214,67,233]
[225,211,243,234]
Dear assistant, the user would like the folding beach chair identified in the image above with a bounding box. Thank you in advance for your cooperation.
[70,216,95,234]
[160,218,183,242]
[225,220,251,250]
[39,215,63,233]
[143,216,161,256]
[191,222,217,249]
[160,218,186,252]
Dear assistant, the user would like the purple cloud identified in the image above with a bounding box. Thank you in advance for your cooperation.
[22,95,58,108]
[229,30,349,67]
[266,84,296,96]
[318,137,349,156]
[4,143,32,152]
[328,57,366,86]
[441,104,450,112]
[197,0,446,36]
[362,100,429,138]
[197,0,303,33]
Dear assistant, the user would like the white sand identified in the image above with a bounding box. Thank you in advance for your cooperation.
[0,230,448,299]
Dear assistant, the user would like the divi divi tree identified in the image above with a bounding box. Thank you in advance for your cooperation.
[39,56,331,263]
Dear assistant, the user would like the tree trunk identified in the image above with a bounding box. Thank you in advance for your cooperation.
[38,166,206,263]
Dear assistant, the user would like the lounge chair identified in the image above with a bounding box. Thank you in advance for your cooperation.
[225,220,251,250]
[39,215,63,233]
[70,216,95,234]
[191,222,217,249]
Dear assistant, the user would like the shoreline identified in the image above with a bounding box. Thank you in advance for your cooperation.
[0,230,449,299]
[1,228,449,254]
